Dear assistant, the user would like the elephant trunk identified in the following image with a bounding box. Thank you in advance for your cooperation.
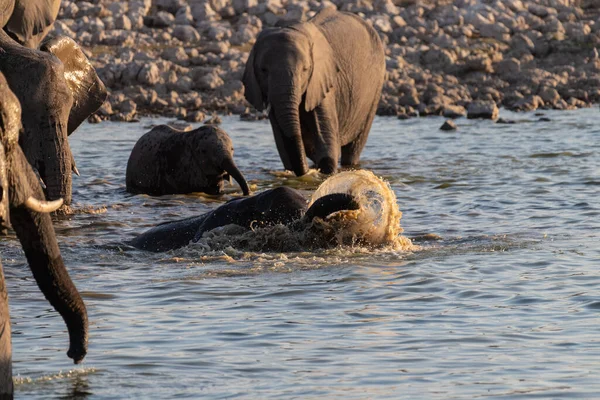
[222,158,250,196]
[7,147,87,364]
[33,120,72,206]
[270,88,309,176]
[303,193,360,223]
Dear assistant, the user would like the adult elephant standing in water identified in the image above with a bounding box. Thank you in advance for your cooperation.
[0,30,107,206]
[0,74,88,397]
[242,7,385,176]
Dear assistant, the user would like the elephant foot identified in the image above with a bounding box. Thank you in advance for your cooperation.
[317,157,337,175]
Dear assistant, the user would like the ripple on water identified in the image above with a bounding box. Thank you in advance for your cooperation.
[4,110,600,399]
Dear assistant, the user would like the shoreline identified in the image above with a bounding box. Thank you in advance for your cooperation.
[52,0,600,123]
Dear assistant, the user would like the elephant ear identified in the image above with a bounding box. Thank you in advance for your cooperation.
[5,0,60,48]
[242,46,265,111]
[40,35,108,135]
[242,28,277,112]
[303,23,338,112]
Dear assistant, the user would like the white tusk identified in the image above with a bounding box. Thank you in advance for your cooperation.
[72,164,80,176]
[24,197,64,213]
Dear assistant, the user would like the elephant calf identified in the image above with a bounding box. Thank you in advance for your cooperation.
[243,7,385,176]
[126,125,250,196]
[130,187,359,252]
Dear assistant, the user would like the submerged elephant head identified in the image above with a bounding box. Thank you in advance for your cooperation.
[126,124,249,196]
[242,19,338,176]
[0,31,107,206]
[0,72,88,395]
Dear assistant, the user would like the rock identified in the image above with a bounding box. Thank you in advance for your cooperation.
[191,2,219,21]
[495,57,521,77]
[440,120,457,130]
[204,115,222,124]
[510,33,535,57]
[233,0,258,14]
[144,11,175,28]
[195,71,224,90]
[114,15,132,30]
[510,95,544,111]
[173,25,201,42]
[185,110,207,122]
[479,22,510,42]
[137,63,161,86]
[467,100,499,119]
[538,86,560,105]
[175,6,194,25]
[422,48,457,70]
[443,105,466,118]
[496,117,516,124]
[161,47,190,65]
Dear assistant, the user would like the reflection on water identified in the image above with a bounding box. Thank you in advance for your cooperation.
[2,108,600,399]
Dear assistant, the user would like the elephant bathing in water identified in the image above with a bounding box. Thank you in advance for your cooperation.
[242,7,385,176]
[0,74,88,397]
[126,125,250,196]
[0,30,107,207]
[130,187,359,252]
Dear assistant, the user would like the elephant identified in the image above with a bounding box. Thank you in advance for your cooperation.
[0,0,60,49]
[0,30,107,206]
[242,7,385,177]
[0,73,89,397]
[126,124,250,196]
[130,186,359,252]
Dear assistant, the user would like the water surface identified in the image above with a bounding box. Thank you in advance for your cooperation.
[2,108,600,398]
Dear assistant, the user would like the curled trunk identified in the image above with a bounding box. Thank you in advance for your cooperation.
[303,193,360,223]
[222,158,249,195]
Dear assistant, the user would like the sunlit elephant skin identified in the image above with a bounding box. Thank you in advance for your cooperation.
[126,125,250,196]
[0,31,107,206]
[242,8,385,176]
[0,73,88,398]
[0,0,60,49]
[130,187,359,252]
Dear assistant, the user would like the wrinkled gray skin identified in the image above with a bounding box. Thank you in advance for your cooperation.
[242,8,385,176]
[0,30,107,207]
[0,73,89,398]
[130,187,359,252]
[126,125,250,196]
[0,0,60,49]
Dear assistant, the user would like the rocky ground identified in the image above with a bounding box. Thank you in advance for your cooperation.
[51,0,600,122]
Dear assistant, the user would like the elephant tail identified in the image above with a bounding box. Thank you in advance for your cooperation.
[302,193,360,223]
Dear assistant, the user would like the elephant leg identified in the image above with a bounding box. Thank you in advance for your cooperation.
[0,261,12,398]
[341,97,378,167]
[268,110,296,172]
[301,96,340,174]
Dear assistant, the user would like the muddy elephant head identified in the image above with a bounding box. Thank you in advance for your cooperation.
[1,0,61,49]
[0,72,88,396]
[0,31,107,206]
[242,17,338,176]
[126,124,250,196]
[130,186,359,252]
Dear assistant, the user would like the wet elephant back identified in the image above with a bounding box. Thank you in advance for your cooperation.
[129,215,208,252]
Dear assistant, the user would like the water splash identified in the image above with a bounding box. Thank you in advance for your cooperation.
[191,170,414,253]
[308,170,409,248]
